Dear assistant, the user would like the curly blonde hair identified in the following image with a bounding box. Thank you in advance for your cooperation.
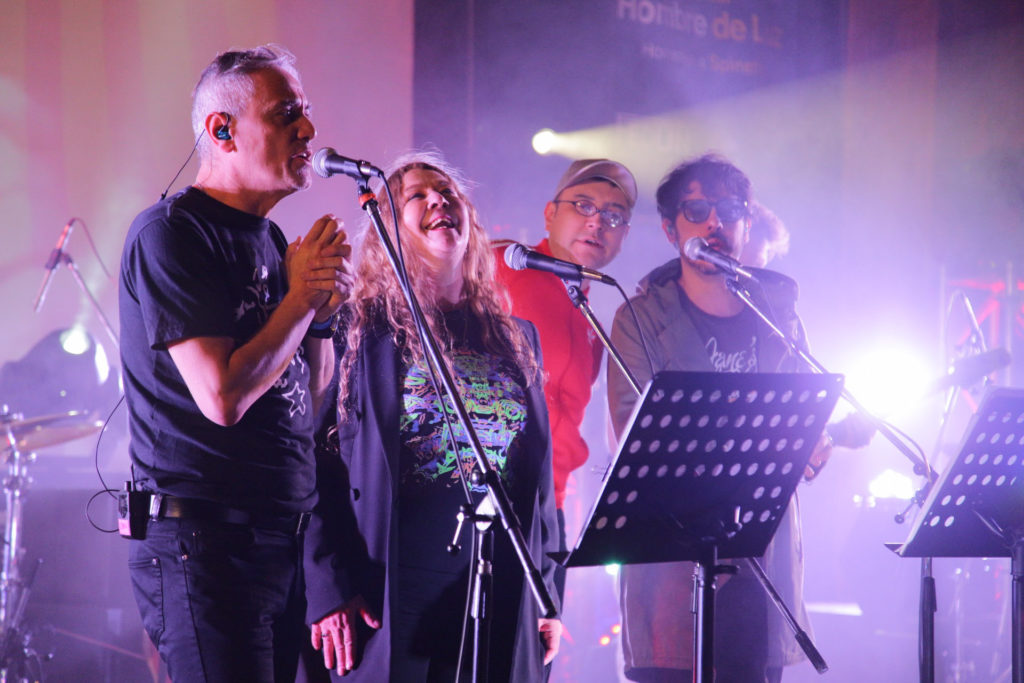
[337,150,539,412]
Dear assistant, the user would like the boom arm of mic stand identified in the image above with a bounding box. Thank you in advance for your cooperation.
[725,279,934,480]
[36,252,120,350]
[561,280,643,396]
[354,179,557,620]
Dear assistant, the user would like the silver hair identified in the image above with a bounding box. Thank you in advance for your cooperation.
[190,44,300,161]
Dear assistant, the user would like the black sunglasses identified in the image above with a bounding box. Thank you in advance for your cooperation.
[678,198,749,224]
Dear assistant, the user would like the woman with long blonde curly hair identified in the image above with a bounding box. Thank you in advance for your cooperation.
[305,151,562,682]
[337,150,540,408]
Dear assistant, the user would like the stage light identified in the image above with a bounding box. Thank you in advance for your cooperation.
[604,563,620,576]
[599,635,611,646]
[60,326,91,355]
[60,325,112,384]
[867,468,916,500]
[842,343,933,418]
[531,128,556,155]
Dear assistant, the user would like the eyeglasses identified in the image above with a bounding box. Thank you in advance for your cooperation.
[553,199,629,229]
[678,198,749,224]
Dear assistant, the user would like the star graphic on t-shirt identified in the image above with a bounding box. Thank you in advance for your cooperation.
[282,382,307,418]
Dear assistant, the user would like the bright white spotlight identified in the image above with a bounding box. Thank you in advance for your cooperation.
[604,563,620,577]
[867,468,916,500]
[60,326,91,355]
[843,343,933,417]
[531,128,556,155]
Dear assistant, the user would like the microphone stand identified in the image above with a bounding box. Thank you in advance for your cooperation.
[725,278,933,478]
[34,251,119,350]
[725,276,945,682]
[560,278,642,396]
[348,175,557,681]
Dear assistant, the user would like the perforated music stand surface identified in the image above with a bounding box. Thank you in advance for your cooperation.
[892,386,1024,559]
[567,371,844,568]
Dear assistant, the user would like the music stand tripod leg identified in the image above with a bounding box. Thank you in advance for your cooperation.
[1012,539,1023,683]
[692,545,717,683]
[743,557,828,674]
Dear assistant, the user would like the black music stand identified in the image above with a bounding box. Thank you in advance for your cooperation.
[890,387,1024,683]
[567,371,843,682]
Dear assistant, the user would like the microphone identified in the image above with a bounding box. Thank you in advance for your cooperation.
[33,219,75,312]
[312,147,383,180]
[503,242,617,285]
[931,347,1012,393]
[683,237,755,281]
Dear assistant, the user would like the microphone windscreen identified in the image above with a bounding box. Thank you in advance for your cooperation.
[683,237,706,261]
[311,147,335,179]
[504,242,529,271]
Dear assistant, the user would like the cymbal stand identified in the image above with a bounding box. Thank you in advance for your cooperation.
[0,406,43,681]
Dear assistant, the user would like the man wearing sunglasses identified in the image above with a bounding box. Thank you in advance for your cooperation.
[494,158,638,610]
[607,153,828,682]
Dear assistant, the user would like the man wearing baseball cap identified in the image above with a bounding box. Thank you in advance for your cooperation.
[494,158,638,607]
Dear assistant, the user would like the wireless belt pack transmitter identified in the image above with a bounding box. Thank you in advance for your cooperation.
[117,480,150,540]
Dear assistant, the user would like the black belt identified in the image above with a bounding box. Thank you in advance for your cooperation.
[153,495,310,536]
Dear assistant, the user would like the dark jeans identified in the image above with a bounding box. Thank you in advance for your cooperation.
[128,517,305,683]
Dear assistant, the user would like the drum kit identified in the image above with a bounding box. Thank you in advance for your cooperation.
[0,406,103,682]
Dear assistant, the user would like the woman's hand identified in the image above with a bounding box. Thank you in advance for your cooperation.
[538,617,563,665]
[310,595,381,676]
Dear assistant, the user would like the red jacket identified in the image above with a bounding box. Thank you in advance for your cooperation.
[494,239,603,509]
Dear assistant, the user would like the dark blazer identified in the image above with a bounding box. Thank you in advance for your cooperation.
[305,313,560,681]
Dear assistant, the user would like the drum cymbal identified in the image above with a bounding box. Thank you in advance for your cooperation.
[2,410,104,453]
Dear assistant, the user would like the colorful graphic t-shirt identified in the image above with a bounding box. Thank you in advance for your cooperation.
[397,308,529,572]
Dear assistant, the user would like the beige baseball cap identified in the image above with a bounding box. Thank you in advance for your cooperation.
[553,159,638,209]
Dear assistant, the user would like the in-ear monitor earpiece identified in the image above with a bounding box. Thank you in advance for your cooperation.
[215,113,232,140]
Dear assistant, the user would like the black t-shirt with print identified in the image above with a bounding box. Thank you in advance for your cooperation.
[119,187,315,516]
[677,282,760,373]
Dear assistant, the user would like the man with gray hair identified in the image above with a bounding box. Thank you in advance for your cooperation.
[119,44,353,681]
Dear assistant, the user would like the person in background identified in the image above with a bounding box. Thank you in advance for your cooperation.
[740,200,791,268]
[608,153,831,682]
[493,158,638,603]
